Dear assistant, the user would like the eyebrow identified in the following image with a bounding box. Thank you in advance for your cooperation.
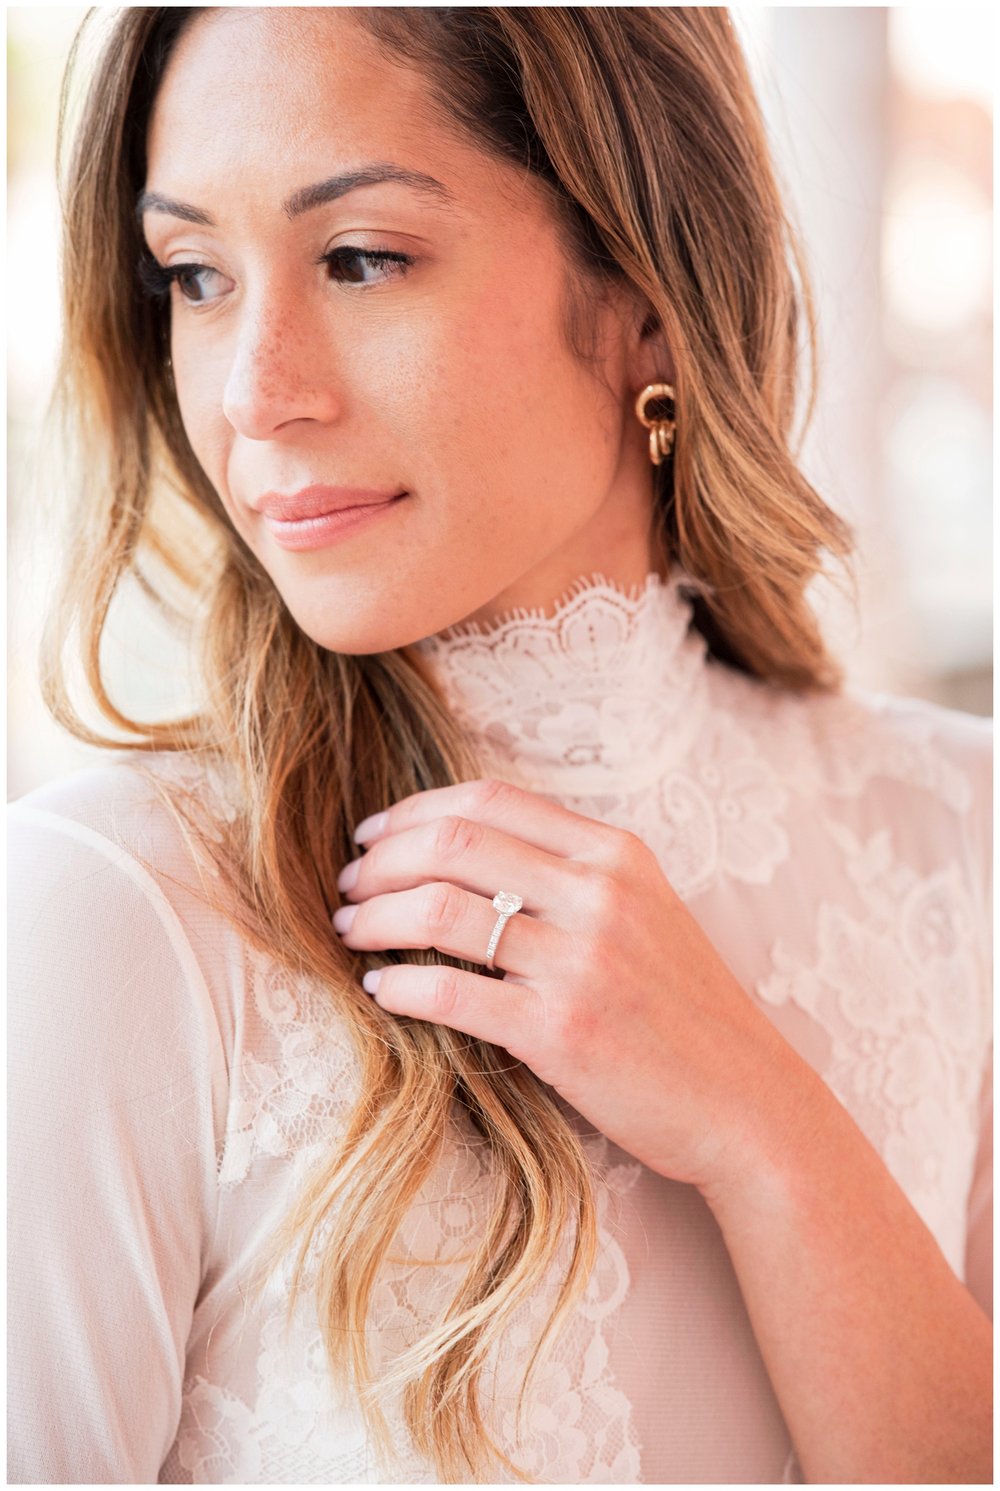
[135,162,456,227]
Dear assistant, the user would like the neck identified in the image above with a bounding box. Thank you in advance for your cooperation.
[448,491,671,634]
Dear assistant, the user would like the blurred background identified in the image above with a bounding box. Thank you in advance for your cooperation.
[7,7,993,800]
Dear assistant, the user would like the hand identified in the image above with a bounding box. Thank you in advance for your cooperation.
[333,777,819,1196]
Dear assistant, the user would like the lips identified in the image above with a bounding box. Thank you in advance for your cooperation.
[256,485,406,521]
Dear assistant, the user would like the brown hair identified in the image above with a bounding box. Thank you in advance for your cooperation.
[41,7,855,1480]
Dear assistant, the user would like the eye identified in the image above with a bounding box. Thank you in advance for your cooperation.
[318,246,415,286]
[135,253,225,305]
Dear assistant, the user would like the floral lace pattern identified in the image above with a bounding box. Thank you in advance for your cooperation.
[173,1001,645,1483]
[649,714,791,900]
[176,926,646,1483]
[721,672,976,814]
[757,820,987,1270]
[217,949,361,1187]
[479,1137,644,1483]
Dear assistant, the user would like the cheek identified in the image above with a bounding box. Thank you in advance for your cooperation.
[380,285,579,475]
[173,358,228,476]
[174,386,202,454]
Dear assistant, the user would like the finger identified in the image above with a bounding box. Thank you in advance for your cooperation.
[336,881,558,978]
[353,776,624,865]
[364,959,539,1051]
[340,814,575,919]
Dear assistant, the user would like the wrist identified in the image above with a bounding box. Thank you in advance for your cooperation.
[697,1040,841,1221]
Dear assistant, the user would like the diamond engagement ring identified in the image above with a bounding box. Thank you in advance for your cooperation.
[485,890,523,971]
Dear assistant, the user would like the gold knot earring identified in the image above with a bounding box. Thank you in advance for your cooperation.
[634,382,676,465]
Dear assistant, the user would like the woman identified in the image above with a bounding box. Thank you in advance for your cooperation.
[8,7,991,1484]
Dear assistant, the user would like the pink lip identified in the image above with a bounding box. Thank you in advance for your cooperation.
[261,492,408,552]
[255,484,406,521]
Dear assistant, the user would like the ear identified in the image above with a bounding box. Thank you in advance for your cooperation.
[627,302,675,393]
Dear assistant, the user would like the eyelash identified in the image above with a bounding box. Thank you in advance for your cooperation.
[135,245,415,305]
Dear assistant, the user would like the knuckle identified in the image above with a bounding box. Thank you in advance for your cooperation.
[434,813,482,861]
[468,776,515,815]
[593,826,645,875]
[618,826,647,862]
[587,870,625,924]
[424,880,466,939]
[430,969,465,1024]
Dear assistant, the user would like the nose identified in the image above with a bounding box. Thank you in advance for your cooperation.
[221,294,342,439]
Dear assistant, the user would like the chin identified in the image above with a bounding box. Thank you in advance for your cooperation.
[284,606,411,659]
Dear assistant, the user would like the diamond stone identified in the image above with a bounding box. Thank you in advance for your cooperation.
[492,891,523,915]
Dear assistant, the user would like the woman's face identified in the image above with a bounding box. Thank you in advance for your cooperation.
[143,8,670,653]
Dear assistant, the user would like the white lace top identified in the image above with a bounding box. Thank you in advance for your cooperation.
[8,570,992,1484]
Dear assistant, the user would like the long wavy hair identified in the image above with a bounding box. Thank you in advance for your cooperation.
[41,7,855,1481]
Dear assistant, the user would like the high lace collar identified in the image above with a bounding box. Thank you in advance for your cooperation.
[411,567,712,796]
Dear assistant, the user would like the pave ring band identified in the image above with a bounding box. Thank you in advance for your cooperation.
[485,890,523,971]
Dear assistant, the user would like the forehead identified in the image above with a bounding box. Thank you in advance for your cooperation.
[146,8,498,211]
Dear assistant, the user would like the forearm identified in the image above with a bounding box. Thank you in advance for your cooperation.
[701,1060,992,1484]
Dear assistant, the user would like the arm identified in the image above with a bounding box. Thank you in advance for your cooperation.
[700,1056,993,1484]
[8,806,227,1482]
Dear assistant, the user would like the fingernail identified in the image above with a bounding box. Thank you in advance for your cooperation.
[354,810,388,844]
[332,903,359,933]
[362,968,383,995]
[337,857,361,892]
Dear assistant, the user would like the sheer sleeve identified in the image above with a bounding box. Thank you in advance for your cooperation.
[956,711,992,1322]
[7,805,228,1482]
[964,1042,993,1320]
